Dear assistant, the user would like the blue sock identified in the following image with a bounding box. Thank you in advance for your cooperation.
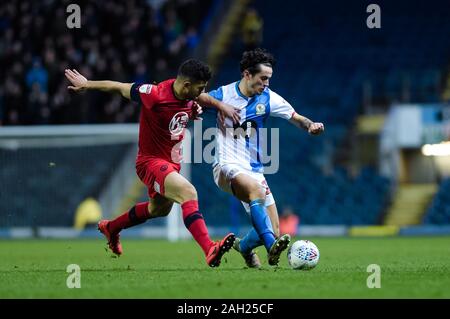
[239,228,262,254]
[249,199,275,251]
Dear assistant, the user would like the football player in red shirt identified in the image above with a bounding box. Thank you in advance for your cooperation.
[65,59,240,267]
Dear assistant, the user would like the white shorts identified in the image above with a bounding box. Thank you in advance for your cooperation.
[213,163,275,213]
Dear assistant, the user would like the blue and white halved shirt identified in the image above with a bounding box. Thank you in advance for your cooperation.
[208,81,295,173]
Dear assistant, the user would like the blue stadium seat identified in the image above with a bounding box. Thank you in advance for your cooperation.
[423,178,450,224]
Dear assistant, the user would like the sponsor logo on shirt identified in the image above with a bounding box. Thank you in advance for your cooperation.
[169,112,189,136]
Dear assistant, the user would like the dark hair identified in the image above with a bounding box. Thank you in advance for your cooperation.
[240,48,276,76]
[178,59,212,82]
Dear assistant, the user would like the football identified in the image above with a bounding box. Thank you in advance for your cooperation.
[287,240,320,270]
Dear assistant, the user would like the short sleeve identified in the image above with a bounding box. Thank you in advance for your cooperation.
[208,86,223,101]
[130,83,156,108]
[269,89,295,120]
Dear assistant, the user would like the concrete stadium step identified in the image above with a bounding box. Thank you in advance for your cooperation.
[384,183,437,226]
[207,0,250,70]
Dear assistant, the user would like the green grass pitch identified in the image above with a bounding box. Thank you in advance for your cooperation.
[1,236,449,298]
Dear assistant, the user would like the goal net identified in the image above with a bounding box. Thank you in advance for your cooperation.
[0,124,189,240]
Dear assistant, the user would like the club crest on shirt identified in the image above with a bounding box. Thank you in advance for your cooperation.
[255,103,266,115]
[169,112,189,136]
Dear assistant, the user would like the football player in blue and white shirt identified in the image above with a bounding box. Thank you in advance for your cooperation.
[208,49,324,267]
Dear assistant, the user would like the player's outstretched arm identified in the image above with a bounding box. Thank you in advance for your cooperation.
[65,69,133,100]
[289,112,325,135]
[197,93,240,124]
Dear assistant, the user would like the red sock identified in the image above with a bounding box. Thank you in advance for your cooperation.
[181,200,214,255]
[108,202,150,234]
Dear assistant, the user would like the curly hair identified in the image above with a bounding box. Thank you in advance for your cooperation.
[239,48,276,76]
[178,59,212,82]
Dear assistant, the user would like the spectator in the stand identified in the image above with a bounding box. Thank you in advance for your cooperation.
[133,62,149,84]
[164,8,188,59]
[279,206,300,237]
[8,110,20,125]
[26,58,48,93]
[0,0,212,125]
[27,83,49,124]
[3,76,24,124]
[241,8,263,51]
[185,27,200,50]
[154,58,171,83]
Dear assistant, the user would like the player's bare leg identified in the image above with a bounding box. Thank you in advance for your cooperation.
[230,174,267,204]
[164,171,235,267]
[98,195,173,256]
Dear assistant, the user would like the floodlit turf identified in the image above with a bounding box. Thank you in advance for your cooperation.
[0,236,449,298]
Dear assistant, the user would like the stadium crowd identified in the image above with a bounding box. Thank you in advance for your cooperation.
[0,0,211,125]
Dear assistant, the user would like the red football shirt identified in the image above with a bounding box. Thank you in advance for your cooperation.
[131,79,194,165]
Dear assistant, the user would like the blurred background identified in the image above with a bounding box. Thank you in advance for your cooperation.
[1,0,450,239]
